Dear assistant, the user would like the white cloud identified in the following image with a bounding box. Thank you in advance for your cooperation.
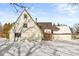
[56,4,79,16]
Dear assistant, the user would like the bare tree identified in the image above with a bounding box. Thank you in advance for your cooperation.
[72,23,79,34]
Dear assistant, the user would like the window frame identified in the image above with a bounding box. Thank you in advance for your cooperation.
[14,33,21,37]
[23,23,27,28]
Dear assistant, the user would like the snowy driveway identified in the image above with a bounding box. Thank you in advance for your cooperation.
[0,39,79,56]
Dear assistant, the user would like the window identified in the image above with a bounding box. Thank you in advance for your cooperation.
[44,29,51,34]
[24,14,27,19]
[15,33,21,37]
[39,26,41,28]
[23,23,27,28]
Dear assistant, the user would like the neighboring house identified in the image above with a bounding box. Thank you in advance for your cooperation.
[37,22,53,40]
[53,25,72,40]
[9,9,43,42]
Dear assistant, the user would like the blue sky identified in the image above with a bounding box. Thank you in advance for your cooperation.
[0,3,79,27]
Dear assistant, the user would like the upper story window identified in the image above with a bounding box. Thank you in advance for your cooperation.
[24,14,27,19]
[23,23,27,28]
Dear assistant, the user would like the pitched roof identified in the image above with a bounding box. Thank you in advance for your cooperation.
[37,22,52,29]
[52,24,59,31]
[53,26,71,34]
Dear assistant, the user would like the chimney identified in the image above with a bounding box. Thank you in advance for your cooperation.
[35,18,37,23]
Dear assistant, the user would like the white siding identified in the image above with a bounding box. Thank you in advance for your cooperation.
[9,10,43,42]
[53,35,71,40]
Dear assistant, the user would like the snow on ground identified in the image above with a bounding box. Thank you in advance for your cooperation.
[0,38,79,56]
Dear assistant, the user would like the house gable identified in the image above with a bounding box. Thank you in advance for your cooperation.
[10,9,43,42]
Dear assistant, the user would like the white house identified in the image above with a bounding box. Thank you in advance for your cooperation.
[53,25,72,40]
[9,9,43,42]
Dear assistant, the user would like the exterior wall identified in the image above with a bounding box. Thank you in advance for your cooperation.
[53,34,72,40]
[9,10,43,42]
[9,29,15,41]
[21,25,43,42]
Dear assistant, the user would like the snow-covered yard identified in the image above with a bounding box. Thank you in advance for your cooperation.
[0,38,79,56]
